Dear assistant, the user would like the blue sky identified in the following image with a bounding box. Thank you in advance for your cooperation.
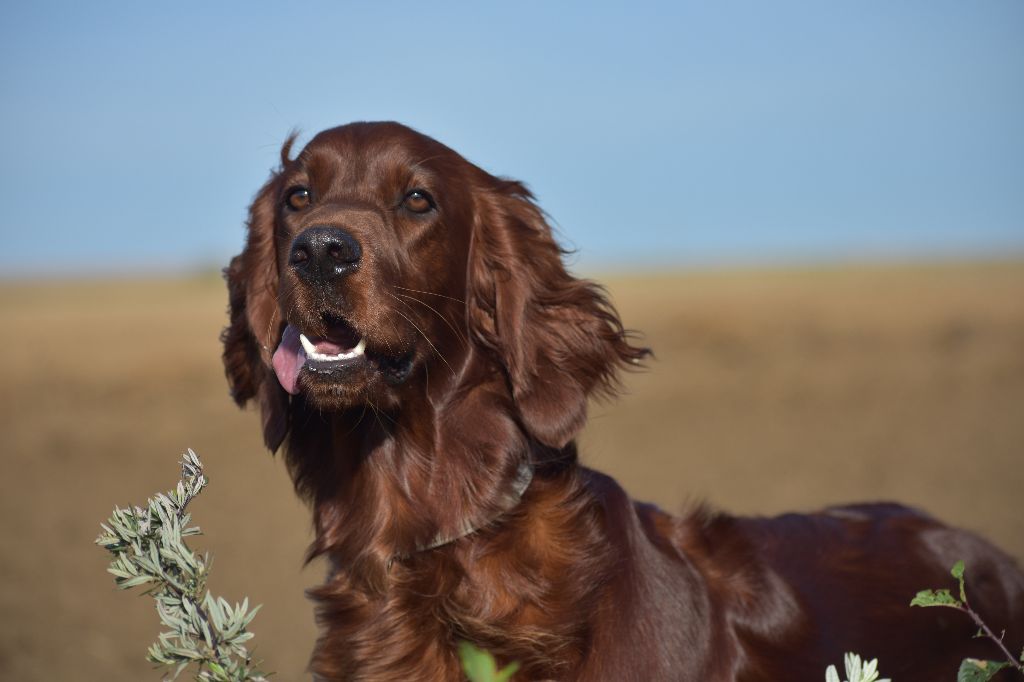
[1,1,1022,275]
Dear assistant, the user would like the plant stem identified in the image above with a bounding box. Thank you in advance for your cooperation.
[161,576,225,664]
[956,602,1024,673]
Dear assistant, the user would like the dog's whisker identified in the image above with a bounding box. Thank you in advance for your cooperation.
[390,291,468,350]
[366,397,397,433]
[390,305,457,377]
[393,285,466,305]
[340,404,369,440]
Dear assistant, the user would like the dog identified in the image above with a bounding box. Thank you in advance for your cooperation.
[222,121,1024,680]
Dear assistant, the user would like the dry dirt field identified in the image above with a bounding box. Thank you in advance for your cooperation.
[1,262,1022,680]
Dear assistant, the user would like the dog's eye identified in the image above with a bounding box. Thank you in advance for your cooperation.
[285,186,312,211]
[402,190,434,214]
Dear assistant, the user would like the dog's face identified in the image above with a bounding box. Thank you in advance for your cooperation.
[223,122,646,454]
[266,123,479,410]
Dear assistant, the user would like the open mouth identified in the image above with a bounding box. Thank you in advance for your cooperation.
[299,324,366,364]
[272,316,367,395]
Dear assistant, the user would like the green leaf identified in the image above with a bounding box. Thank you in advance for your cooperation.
[242,603,262,628]
[459,642,498,681]
[170,660,190,680]
[119,574,156,588]
[952,560,968,602]
[458,642,518,682]
[200,618,214,650]
[957,658,1009,682]
[910,588,961,608]
[495,661,521,682]
[230,632,255,645]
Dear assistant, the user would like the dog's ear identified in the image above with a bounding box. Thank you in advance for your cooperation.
[467,179,649,449]
[221,146,294,453]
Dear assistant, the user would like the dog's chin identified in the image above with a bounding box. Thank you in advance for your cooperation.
[296,351,416,411]
[298,355,374,407]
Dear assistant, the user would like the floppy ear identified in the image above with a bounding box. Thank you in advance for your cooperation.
[221,154,291,453]
[467,179,649,449]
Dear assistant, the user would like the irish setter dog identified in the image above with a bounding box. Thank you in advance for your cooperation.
[222,122,1023,681]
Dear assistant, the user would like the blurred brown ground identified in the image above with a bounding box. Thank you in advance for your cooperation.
[1,262,1022,680]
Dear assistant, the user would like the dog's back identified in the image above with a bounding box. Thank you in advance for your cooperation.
[645,497,1024,680]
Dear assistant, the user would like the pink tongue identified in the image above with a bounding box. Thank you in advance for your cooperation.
[272,325,304,395]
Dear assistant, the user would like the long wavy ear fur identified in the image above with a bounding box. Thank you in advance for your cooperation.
[467,179,649,449]
[221,138,296,453]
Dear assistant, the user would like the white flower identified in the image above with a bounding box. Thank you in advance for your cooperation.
[824,652,891,682]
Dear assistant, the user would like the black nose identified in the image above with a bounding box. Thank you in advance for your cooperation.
[289,226,362,283]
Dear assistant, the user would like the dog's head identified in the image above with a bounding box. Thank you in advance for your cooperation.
[223,122,647,454]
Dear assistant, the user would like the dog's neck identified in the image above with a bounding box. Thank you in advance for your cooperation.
[287,367,554,574]
[407,458,534,555]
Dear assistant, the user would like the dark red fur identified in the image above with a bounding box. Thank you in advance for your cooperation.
[223,122,1024,681]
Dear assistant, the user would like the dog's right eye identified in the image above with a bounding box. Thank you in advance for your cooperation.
[285,187,311,211]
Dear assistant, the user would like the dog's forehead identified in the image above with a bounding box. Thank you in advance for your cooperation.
[298,123,458,190]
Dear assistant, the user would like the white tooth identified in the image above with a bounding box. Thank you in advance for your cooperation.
[299,334,318,356]
[299,332,366,362]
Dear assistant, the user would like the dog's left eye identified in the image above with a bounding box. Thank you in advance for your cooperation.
[402,190,435,214]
